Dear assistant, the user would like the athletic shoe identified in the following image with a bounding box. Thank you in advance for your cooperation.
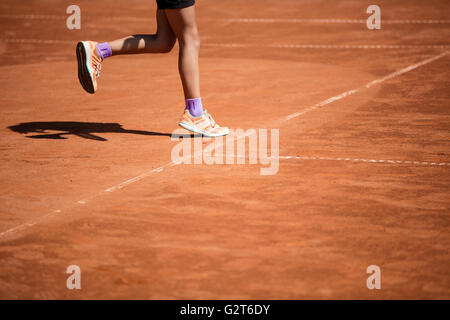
[179,109,229,137]
[76,41,102,94]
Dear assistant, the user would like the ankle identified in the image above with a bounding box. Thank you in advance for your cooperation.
[185,97,203,117]
[97,42,112,60]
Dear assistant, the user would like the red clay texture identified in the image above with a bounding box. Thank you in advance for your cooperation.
[0,0,449,299]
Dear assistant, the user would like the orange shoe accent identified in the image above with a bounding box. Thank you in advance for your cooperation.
[179,109,229,137]
[76,41,103,94]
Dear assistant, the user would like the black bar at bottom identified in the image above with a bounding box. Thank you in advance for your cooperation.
[0,300,447,318]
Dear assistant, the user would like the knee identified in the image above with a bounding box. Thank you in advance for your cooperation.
[179,28,201,51]
[157,35,176,53]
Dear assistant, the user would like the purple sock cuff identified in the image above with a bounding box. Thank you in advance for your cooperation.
[185,98,203,117]
[97,42,112,59]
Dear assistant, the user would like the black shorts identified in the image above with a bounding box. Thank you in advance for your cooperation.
[156,0,195,9]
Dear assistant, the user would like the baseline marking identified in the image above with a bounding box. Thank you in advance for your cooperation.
[203,43,450,49]
[224,18,450,24]
[216,155,450,166]
[280,156,450,166]
[3,39,449,50]
[1,14,450,24]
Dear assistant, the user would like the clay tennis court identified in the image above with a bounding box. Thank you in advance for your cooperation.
[1,0,449,299]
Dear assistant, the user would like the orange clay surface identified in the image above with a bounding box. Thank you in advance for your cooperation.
[0,0,449,299]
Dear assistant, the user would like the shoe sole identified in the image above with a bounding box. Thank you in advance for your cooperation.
[178,122,229,137]
[76,42,95,94]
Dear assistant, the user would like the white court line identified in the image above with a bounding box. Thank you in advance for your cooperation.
[279,156,450,166]
[2,39,74,44]
[2,152,448,238]
[0,51,449,240]
[271,44,450,49]
[3,39,449,50]
[0,209,64,238]
[0,14,152,21]
[224,18,450,24]
[104,161,179,193]
[1,14,450,24]
[216,155,450,166]
[285,50,450,120]
[0,14,66,20]
[203,43,450,49]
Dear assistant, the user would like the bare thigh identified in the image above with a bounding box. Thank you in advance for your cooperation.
[164,6,199,43]
[155,9,176,46]
[110,9,176,54]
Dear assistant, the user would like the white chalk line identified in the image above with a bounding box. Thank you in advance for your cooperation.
[4,152,448,239]
[224,18,450,24]
[271,44,450,49]
[290,156,450,166]
[234,155,450,166]
[3,39,449,50]
[2,14,450,24]
[0,210,60,238]
[1,51,448,240]
[203,43,450,49]
[2,154,448,238]
[0,14,153,21]
[2,39,74,44]
[0,161,181,239]
[104,161,179,193]
[209,154,450,166]
[285,50,450,121]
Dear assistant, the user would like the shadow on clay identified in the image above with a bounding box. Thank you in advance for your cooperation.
[8,121,201,141]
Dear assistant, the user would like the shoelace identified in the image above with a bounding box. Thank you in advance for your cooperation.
[204,110,217,128]
[91,54,102,78]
